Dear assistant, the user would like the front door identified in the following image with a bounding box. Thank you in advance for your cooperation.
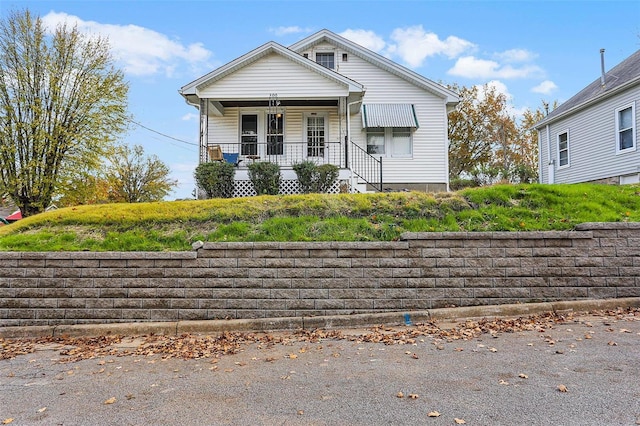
[305,113,327,159]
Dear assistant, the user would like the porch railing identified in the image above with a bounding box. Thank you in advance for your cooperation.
[206,141,343,168]
[349,141,383,192]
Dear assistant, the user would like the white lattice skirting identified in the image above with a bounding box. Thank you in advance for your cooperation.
[232,179,347,197]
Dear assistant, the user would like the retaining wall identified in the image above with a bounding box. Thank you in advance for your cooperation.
[1,222,639,327]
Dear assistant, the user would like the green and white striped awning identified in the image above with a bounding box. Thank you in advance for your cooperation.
[361,104,419,128]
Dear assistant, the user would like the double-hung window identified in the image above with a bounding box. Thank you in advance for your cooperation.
[315,52,334,69]
[557,131,569,168]
[366,127,413,157]
[616,103,636,153]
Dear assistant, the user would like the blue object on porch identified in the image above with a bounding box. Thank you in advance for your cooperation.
[222,153,242,166]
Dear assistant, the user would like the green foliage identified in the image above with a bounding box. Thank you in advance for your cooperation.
[1,184,639,251]
[247,162,281,195]
[315,164,340,193]
[449,178,478,191]
[292,161,317,193]
[0,9,128,216]
[106,144,177,203]
[194,162,235,199]
[292,161,339,193]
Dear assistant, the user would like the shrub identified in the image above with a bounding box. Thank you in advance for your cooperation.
[248,162,281,195]
[449,177,478,191]
[194,162,235,199]
[315,164,339,193]
[293,161,339,193]
[292,161,317,193]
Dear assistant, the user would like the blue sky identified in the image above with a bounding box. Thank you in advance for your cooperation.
[2,0,639,199]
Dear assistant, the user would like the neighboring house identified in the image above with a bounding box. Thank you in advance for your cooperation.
[535,49,640,185]
[180,29,459,197]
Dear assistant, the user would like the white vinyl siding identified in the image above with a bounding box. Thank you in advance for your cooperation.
[538,88,640,184]
[557,131,569,168]
[198,53,349,99]
[340,53,447,183]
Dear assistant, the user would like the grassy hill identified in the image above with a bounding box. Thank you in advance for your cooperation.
[0,183,639,251]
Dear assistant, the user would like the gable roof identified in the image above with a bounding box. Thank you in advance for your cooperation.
[180,40,364,98]
[535,49,640,129]
[289,29,459,106]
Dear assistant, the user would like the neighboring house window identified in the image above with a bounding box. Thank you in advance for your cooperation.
[616,104,636,153]
[367,127,412,157]
[557,131,569,167]
[315,52,334,69]
[267,113,284,156]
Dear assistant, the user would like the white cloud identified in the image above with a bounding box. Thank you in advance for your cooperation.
[495,49,538,63]
[448,56,543,79]
[387,25,475,68]
[269,26,312,36]
[531,80,558,94]
[181,113,199,121]
[41,11,213,77]
[339,29,386,53]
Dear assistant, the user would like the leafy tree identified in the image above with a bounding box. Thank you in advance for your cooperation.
[105,144,177,203]
[448,84,510,179]
[0,9,128,216]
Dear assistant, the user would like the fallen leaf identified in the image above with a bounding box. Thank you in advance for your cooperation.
[608,341,618,346]
[585,334,592,339]
[408,393,419,399]
[519,374,529,379]
[2,419,13,425]
[288,354,298,359]
[428,411,441,417]
[455,419,466,424]
[126,394,135,400]
[454,348,464,352]
[499,380,509,385]
[397,392,404,398]
[104,397,116,405]
[412,353,419,359]
[557,384,568,393]
[37,407,47,413]
[297,410,304,415]
[620,329,631,333]
[489,348,498,353]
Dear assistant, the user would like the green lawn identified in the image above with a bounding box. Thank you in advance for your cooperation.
[0,183,638,251]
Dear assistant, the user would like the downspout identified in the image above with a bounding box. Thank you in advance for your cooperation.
[346,98,363,192]
[545,124,554,184]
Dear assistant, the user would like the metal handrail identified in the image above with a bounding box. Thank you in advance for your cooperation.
[206,141,343,168]
[350,141,383,192]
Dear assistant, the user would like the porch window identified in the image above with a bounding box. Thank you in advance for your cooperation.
[315,52,334,69]
[241,114,258,156]
[267,113,284,156]
[307,115,326,157]
[616,104,636,153]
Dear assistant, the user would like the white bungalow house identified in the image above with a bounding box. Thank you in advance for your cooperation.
[180,29,459,196]
[535,49,640,185]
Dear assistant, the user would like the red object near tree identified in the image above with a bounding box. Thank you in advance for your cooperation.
[5,210,22,221]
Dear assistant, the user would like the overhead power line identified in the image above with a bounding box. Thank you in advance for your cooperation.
[130,119,199,146]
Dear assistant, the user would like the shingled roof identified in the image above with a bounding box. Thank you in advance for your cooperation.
[535,49,640,129]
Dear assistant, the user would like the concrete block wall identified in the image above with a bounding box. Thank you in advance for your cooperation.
[1,222,639,327]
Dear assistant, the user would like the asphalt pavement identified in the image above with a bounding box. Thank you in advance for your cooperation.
[1,304,640,426]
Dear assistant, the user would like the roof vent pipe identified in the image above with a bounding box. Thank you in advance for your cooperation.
[600,48,606,87]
